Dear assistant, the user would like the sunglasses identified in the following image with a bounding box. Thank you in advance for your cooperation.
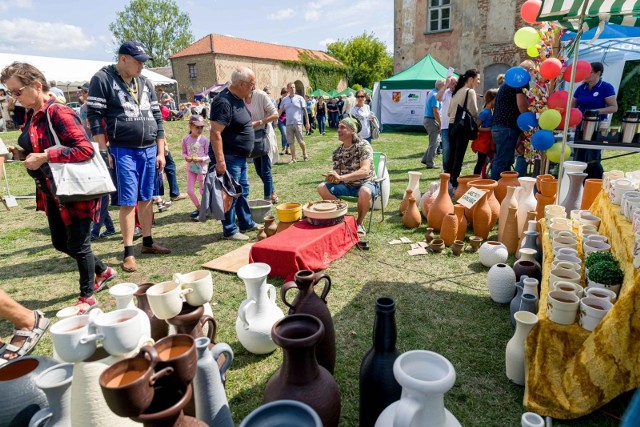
[356,95,366,98]
[7,85,26,97]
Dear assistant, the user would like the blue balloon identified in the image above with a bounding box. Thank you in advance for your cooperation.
[504,67,531,88]
[517,112,538,132]
[531,130,555,151]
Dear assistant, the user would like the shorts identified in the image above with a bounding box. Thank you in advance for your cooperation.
[286,124,305,144]
[324,181,379,198]
[110,145,157,206]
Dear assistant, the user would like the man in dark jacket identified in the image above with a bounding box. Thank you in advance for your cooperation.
[87,41,170,273]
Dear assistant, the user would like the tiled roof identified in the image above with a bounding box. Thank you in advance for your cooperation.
[148,67,173,79]
[170,34,341,64]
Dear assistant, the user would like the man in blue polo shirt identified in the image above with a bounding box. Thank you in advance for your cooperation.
[421,78,445,169]
[571,61,618,179]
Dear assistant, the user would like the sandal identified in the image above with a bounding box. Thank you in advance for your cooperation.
[75,296,98,315]
[1,310,50,361]
[270,193,279,204]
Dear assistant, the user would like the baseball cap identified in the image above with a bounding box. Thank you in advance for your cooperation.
[118,41,152,62]
[189,115,205,126]
[78,82,89,91]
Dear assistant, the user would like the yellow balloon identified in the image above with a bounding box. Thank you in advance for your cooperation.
[546,142,571,163]
[539,109,562,130]
[527,46,539,57]
[514,27,541,49]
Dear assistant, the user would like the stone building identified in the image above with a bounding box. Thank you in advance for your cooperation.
[170,34,346,101]
[394,0,528,92]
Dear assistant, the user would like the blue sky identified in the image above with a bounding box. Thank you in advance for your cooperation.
[0,0,394,61]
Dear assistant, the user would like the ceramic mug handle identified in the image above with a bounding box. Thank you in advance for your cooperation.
[312,272,332,302]
[28,407,53,427]
[149,366,174,386]
[280,281,298,310]
[238,300,255,329]
[199,315,217,342]
[79,331,105,344]
[139,345,159,368]
[173,272,185,284]
[267,284,277,304]
[212,342,234,382]
[393,396,421,427]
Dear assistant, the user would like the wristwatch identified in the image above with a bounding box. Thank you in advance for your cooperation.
[258,119,263,126]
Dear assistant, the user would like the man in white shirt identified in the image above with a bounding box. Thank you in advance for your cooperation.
[436,76,457,170]
[278,82,310,163]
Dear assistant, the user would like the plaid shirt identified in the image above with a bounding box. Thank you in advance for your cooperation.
[24,99,100,225]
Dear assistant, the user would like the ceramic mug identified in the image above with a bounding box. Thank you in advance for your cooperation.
[585,287,617,304]
[552,236,578,250]
[90,308,146,356]
[583,240,611,255]
[624,198,640,221]
[552,281,584,298]
[578,213,601,229]
[547,291,580,325]
[173,270,214,307]
[579,297,613,332]
[583,234,608,244]
[555,230,577,240]
[153,334,197,385]
[50,313,99,362]
[554,253,582,266]
[146,281,194,320]
[556,247,579,258]
[549,267,581,289]
[579,223,598,235]
[545,205,566,219]
[551,259,581,273]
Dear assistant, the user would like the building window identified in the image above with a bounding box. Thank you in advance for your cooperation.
[428,0,451,32]
[188,63,197,79]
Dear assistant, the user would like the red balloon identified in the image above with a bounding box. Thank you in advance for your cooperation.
[547,91,569,114]
[558,108,583,129]
[540,58,562,80]
[562,60,591,82]
[521,0,542,24]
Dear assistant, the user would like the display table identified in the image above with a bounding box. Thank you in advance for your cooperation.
[249,215,358,281]
[524,191,640,419]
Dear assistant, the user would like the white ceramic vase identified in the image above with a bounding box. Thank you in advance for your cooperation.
[235,263,285,354]
[406,171,422,207]
[516,177,536,234]
[498,186,519,241]
[478,241,508,267]
[559,161,587,202]
[521,412,545,427]
[487,263,516,303]
[375,350,461,427]
[505,311,539,386]
[373,154,390,210]
[522,277,539,301]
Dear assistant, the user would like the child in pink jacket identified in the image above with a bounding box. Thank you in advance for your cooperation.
[181,115,209,220]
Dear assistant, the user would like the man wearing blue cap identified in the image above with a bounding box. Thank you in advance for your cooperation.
[87,41,170,273]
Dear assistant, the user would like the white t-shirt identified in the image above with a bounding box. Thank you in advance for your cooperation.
[440,89,453,130]
[350,104,372,139]
[281,94,306,125]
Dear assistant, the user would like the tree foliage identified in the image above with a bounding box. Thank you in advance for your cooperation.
[109,0,193,67]
[327,33,393,89]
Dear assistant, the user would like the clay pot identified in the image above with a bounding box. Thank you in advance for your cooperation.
[136,283,170,342]
[496,171,520,203]
[402,197,422,229]
[440,213,458,247]
[472,190,493,240]
[424,227,435,244]
[421,181,440,218]
[399,189,413,214]
[263,314,341,427]
[454,204,467,241]
[467,179,499,229]
[537,177,557,198]
[487,263,517,303]
[133,384,206,427]
[503,207,520,255]
[256,226,267,241]
[454,174,480,201]
[535,174,554,192]
[166,304,216,343]
[468,236,483,252]
[451,240,465,256]
[427,173,454,232]
[478,241,508,267]
[535,193,555,222]
[581,179,603,210]
[498,186,519,241]
[430,239,445,253]
[513,259,542,283]
[263,215,277,237]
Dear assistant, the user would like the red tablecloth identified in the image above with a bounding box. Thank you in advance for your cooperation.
[249,215,358,281]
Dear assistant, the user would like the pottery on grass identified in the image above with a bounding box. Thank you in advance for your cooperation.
[193,337,234,427]
[506,311,539,386]
[402,197,422,229]
[496,171,520,203]
[29,363,74,427]
[478,241,508,267]
[453,174,480,202]
[498,186,519,242]
[487,263,516,303]
[240,400,322,427]
[472,190,493,239]
[503,207,520,255]
[430,238,445,253]
[454,204,467,241]
[427,173,455,232]
[467,178,499,228]
[440,213,458,247]
[451,240,465,256]
[468,236,483,252]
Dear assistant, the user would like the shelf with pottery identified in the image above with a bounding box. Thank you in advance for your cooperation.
[523,190,640,419]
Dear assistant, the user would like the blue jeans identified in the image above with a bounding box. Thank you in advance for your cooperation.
[253,155,274,199]
[216,154,255,237]
[157,151,181,198]
[91,194,115,238]
[441,129,451,171]
[277,120,288,150]
[515,155,528,177]
[317,115,326,134]
[491,124,520,181]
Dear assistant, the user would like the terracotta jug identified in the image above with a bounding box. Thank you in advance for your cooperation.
[427,173,454,232]
[263,215,277,237]
[453,174,480,201]
[420,181,440,218]
[256,225,267,241]
[535,193,554,221]
[581,179,603,210]
[503,207,520,255]
[466,179,499,228]
[399,189,413,215]
[402,197,422,229]
[498,186,519,241]
[454,204,467,241]
[263,314,341,427]
[440,213,458,247]
[282,270,336,374]
[472,190,493,239]
[496,171,520,203]
[535,174,554,192]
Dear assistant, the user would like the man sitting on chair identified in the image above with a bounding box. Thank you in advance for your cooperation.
[317,116,378,237]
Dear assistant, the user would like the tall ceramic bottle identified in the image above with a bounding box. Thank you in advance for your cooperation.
[282,270,336,374]
[561,172,588,217]
[472,190,493,240]
[263,314,341,427]
[427,173,454,232]
[29,363,74,427]
[193,337,234,427]
[509,276,527,328]
[454,204,467,241]
[498,186,519,241]
[421,181,440,217]
[236,263,285,354]
[559,161,587,202]
[506,311,539,386]
[516,177,537,233]
[359,297,402,427]
[503,207,520,255]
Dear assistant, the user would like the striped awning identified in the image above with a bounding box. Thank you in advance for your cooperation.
[538,0,640,30]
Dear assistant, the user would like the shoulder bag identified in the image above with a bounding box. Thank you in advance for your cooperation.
[370,113,380,140]
[248,128,268,158]
[44,105,115,203]
[450,89,478,140]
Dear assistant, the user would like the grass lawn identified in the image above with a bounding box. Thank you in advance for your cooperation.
[0,121,635,426]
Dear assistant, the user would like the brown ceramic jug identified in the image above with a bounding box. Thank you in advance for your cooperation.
[166,304,217,344]
[399,189,413,214]
[402,197,422,229]
[472,190,492,239]
[581,179,603,210]
[136,283,169,342]
[133,384,206,427]
[256,226,267,241]
[495,171,519,203]
[440,213,458,247]
[263,314,341,427]
[427,173,454,232]
[467,179,499,228]
[454,204,467,241]
[453,174,480,201]
[263,215,278,237]
[503,207,520,255]
[281,270,336,374]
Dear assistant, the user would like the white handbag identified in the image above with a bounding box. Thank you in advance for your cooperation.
[44,106,115,203]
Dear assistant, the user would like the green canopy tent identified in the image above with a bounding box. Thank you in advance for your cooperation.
[338,87,357,97]
[309,89,331,98]
[328,89,340,97]
[377,54,456,132]
[363,88,373,95]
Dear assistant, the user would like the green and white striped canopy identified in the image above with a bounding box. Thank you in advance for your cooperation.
[538,0,640,30]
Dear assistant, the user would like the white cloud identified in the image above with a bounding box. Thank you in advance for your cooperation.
[0,18,94,52]
[319,38,336,49]
[0,0,31,12]
[268,8,295,20]
[305,10,320,22]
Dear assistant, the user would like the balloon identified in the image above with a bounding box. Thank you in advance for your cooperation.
[505,67,531,88]
[514,27,541,49]
[562,60,591,82]
[558,108,583,129]
[539,58,562,80]
[517,112,538,132]
[539,109,562,130]
[527,46,539,57]
[531,130,555,151]
[521,0,542,24]
[546,142,571,163]
[547,91,569,113]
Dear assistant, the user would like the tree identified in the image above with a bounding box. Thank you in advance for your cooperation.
[327,33,393,89]
[109,0,193,67]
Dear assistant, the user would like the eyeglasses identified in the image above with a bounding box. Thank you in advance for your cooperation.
[356,95,365,98]
[7,86,26,97]
[242,80,256,89]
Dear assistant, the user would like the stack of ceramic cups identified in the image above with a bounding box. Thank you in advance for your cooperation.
[621,191,640,222]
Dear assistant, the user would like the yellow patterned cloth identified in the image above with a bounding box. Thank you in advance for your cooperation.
[524,190,640,419]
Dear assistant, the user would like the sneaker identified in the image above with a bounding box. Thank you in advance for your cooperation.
[303,155,309,161]
[74,295,98,315]
[357,224,366,237]
[171,193,188,202]
[133,226,143,240]
[90,234,100,242]
[223,232,250,241]
[190,209,200,222]
[100,230,116,238]
[94,266,117,293]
